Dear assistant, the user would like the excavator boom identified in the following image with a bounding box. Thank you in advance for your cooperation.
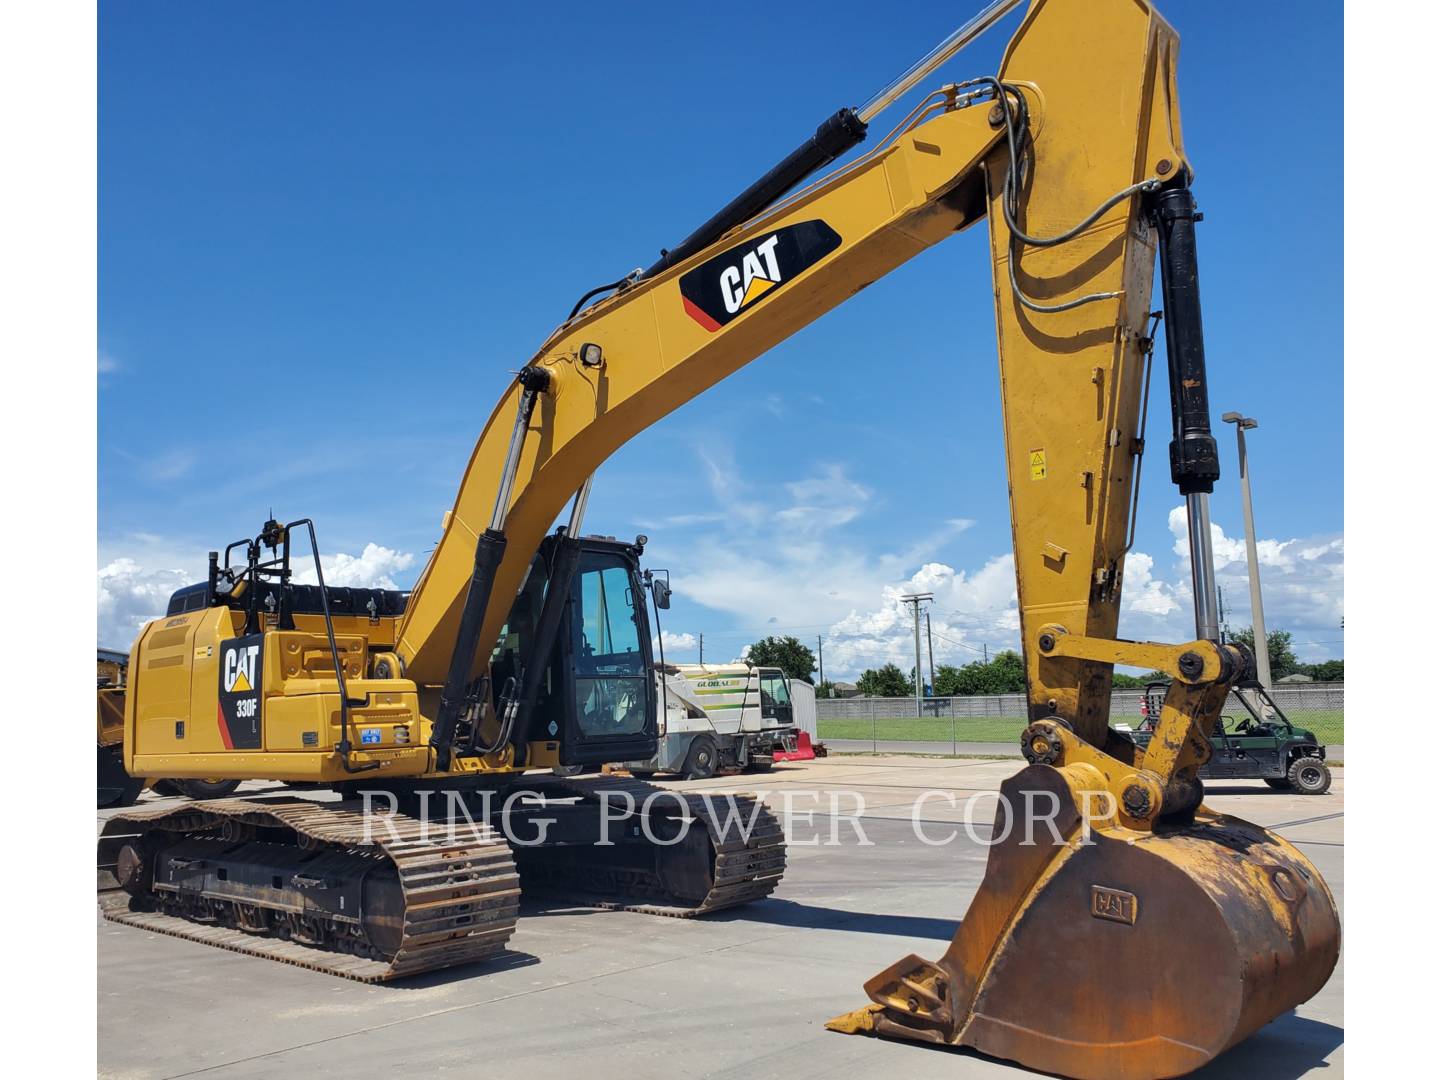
[396,0,1191,757]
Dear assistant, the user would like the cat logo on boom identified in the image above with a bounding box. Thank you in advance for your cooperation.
[679,220,841,331]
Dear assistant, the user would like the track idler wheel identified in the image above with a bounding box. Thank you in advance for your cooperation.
[114,837,161,897]
[828,765,1341,1079]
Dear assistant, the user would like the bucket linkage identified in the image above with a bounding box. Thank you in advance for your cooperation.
[828,636,1340,1079]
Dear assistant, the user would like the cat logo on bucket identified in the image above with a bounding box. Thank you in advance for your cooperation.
[679,220,841,331]
[1090,885,1138,925]
[217,634,264,749]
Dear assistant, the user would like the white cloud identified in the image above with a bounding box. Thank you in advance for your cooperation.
[1122,551,1180,616]
[98,350,120,375]
[145,449,196,482]
[652,630,698,654]
[294,543,415,589]
[823,556,1018,678]
[1129,506,1344,659]
[97,539,416,650]
[97,555,195,649]
[640,456,1010,680]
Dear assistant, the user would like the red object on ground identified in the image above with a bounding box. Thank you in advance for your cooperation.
[774,730,819,762]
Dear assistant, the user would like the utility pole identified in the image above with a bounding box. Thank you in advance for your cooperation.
[816,635,825,696]
[901,592,932,717]
[1222,412,1271,689]
[1217,584,1228,643]
[983,643,988,663]
[924,612,936,698]
[698,632,704,665]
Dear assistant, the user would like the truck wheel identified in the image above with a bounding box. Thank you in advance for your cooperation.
[1287,756,1332,795]
[682,736,718,780]
[174,779,243,800]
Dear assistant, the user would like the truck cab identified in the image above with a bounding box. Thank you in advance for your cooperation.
[625,663,799,779]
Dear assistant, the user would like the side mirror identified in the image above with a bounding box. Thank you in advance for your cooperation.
[651,578,672,610]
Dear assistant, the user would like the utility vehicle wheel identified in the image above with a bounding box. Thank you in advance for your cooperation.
[1288,756,1332,795]
[682,736,718,780]
[1264,778,1292,790]
[174,779,243,800]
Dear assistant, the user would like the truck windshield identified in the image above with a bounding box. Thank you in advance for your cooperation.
[760,672,792,718]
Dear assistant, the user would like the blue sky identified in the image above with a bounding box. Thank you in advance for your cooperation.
[99,0,1343,675]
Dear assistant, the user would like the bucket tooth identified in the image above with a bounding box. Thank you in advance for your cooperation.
[829,765,1340,1079]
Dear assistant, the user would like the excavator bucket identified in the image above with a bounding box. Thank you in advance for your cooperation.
[828,765,1340,1079]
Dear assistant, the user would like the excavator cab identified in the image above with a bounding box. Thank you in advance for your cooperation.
[500,532,659,767]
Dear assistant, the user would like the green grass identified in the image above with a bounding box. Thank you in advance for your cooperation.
[818,710,1344,746]
[818,716,1029,744]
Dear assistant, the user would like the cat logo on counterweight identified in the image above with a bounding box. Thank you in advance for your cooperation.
[217,634,264,749]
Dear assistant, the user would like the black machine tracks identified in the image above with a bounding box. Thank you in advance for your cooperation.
[519,774,787,916]
[98,777,785,981]
[98,798,521,983]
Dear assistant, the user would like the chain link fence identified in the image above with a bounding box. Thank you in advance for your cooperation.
[816,683,1343,752]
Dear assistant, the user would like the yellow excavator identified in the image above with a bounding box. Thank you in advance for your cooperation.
[98,0,1339,1075]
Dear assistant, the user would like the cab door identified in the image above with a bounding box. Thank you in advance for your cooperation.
[759,671,794,729]
[555,548,657,766]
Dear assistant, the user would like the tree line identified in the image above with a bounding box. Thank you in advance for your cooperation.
[737,628,1341,699]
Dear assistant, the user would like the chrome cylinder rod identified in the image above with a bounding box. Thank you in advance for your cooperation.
[567,476,594,537]
[857,0,1026,123]
[1186,492,1221,641]
[488,368,550,532]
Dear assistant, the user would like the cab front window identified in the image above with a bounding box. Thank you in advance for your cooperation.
[572,557,647,735]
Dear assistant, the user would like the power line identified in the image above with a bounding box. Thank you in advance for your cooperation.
[926,628,992,655]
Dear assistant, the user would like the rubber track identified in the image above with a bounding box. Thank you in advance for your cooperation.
[98,798,520,983]
[523,775,786,916]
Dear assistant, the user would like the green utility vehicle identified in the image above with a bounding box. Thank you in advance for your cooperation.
[1130,682,1332,795]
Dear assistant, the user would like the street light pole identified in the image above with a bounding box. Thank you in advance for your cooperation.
[1222,412,1271,690]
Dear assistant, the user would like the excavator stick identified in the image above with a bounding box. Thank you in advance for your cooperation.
[829,0,1340,1074]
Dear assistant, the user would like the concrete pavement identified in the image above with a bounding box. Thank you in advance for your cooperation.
[98,756,1343,1079]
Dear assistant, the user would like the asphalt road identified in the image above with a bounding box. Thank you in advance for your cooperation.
[98,757,1343,1079]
